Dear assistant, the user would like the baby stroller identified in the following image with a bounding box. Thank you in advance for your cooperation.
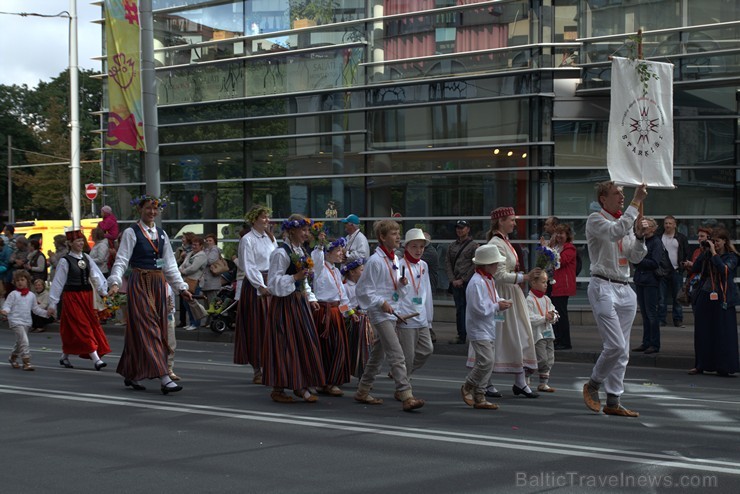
[209,272,238,334]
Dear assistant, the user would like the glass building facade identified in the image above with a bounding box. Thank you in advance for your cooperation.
[99,0,740,298]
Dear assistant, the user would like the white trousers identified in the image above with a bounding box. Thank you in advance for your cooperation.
[588,277,637,396]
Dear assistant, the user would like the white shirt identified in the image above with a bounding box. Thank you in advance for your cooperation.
[526,292,558,341]
[311,249,350,308]
[345,279,358,309]
[267,244,317,302]
[394,257,433,329]
[586,205,647,282]
[356,246,408,325]
[344,229,370,263]
[3,290,48,327]
[239,229,277,289]
[49,251,109,306]
[108,221,187,293]
[661,233,679,268]
[465,272,503,341]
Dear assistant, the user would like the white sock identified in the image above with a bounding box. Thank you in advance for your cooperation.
[514,372,531,391]
[485,384,499,393]
[61,353,69,360]
[160,375,177,387]
[89,351,100,362]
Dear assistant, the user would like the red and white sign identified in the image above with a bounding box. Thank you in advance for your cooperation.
[85,183,98,200]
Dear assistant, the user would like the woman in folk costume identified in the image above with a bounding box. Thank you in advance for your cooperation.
[48,227,111,371]
[108,194,193,394]
[234,205,277,383]
[485,207,542,398]
[341,258,372,378]
[311,236,355,396]
[263,214,326,403]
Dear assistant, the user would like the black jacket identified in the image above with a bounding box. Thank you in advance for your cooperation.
[656,229,690,273]
[633,235,663,287]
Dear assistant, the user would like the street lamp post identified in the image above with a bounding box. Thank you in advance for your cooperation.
[69,0,81,229]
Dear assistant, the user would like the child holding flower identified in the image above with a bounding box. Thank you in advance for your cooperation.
[264,214,326,403]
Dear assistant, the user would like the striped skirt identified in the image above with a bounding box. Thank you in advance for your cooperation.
[347,311,374,378]
[314,302,351,386]
[116,269,169,381]
[234,279,270,366]
[262,291,326,389]
[59,290,111,358]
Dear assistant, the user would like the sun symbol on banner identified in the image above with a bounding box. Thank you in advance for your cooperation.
[629,106,660,144]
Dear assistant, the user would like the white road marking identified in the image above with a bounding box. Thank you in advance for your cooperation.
[2,384,740,476]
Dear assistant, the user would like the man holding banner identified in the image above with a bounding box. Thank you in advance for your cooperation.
[582,182,649,418]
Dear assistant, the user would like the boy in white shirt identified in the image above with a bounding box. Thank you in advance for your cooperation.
[2,270,49,370]
[526,271,559,392]
[355,220,424,411]
[462,245,512,409]
[396,228,434,378]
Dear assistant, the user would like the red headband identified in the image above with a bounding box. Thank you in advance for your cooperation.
[490,207,515,220]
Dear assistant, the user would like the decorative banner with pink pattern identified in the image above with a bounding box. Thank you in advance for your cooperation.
[105,0,145,151]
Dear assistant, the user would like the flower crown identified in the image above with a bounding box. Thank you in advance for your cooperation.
[245,205,272,225]
[131,194,168,210]
[326,237,346,252]
[340,258,365,275]
[281,217,312,231]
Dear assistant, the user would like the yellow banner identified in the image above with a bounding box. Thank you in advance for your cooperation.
[105,0,145,151]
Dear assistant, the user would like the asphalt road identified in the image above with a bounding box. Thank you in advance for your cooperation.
[2,330,740,493]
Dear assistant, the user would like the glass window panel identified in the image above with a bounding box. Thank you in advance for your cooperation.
[367,147,530,174]
[554,120,608,166]
[675,120,735,167]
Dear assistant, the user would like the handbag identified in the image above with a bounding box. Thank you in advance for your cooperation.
[185,277,199,294]
[209,257,229,275]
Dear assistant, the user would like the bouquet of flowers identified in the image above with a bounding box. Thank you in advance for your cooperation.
[99,293,127,321]
[311,221,329,248]
[289,252,315,291]
[535,244,560,274]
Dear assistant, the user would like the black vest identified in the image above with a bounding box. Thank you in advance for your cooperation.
[63,254,92,291]
[130,224,165,270]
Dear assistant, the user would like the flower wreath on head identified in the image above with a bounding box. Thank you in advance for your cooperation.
[326,237,346,252]
[340,258,365,275]
[130,194,168,210]
[281,217,312,231]
[245,205,272,225]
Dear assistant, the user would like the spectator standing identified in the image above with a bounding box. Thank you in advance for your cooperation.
[89,227,110,277]
[658,215,690,327]
[178,236,207,330]
[342,214,370,264]
[630,218,663,355]
[688,228,739,376]
[98,205,119,248]
[31,278,54,333]
[47,234,69,282]
[24,239,47,282]
[174,232,194,328]
[421,232,439,292]
[683,227,713,286]
[201,233,223,314]
[543,216,559,240]
[0,237,10,299]
[550,224,577,350]
[582,182,648,418]
[445,220,478,344]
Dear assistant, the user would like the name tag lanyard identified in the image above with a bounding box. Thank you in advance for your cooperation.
[382,254,399,301]
[709,264,729,309]
[137,223,160,256]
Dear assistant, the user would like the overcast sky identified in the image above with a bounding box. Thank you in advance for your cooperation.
[0,0,102,88]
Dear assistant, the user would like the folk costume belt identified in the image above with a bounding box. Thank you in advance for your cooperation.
[593,274,628,286]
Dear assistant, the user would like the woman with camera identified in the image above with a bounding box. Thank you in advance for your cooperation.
[688,228,739,376]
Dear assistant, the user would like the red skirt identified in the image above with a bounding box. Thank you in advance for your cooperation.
[59,290,111,358]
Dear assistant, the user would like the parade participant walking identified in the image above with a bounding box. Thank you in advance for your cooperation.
[486,207,541,398]
[263,214,326,403]
[526,271,559,392]
[235,205,277,383]
[395,228,434,377]
[3,270,49,371]
[461,245,512,410]
[311,236,353,396]
[108,194,193,394]
[48,228,111,371]
[355,220,425,411]
[341,259,371,378]
[582,182,648,417]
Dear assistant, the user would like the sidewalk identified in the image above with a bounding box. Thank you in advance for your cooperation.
[29,318,698,371]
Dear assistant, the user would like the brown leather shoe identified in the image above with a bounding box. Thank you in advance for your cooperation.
[603,405,639,417]
[294,389,318,403]
[473,400,499,410]
[270,390,294,403]
[537,384,556,392]
[252,371,263,384]
[461,385,475,407]
[168,373,180,381]
[354,392,383,405]
[402,397,425,411]
[582,382,601,413]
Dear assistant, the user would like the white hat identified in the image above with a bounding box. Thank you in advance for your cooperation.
[404,228,430,246]
[472,244,505,265]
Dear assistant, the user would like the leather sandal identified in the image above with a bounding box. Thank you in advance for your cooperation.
[461,385,475,407]
[252,371,263,385]
[270,390,294,403]
[354,392,383,405]
[294,389,318,403]
[402,397,425,411]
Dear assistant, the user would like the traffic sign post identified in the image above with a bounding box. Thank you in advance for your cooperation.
[85,183,98,200]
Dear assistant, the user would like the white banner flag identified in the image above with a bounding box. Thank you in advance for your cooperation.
[606,57,674,188]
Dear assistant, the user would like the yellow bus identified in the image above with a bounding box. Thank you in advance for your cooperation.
[12,218,103,253]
